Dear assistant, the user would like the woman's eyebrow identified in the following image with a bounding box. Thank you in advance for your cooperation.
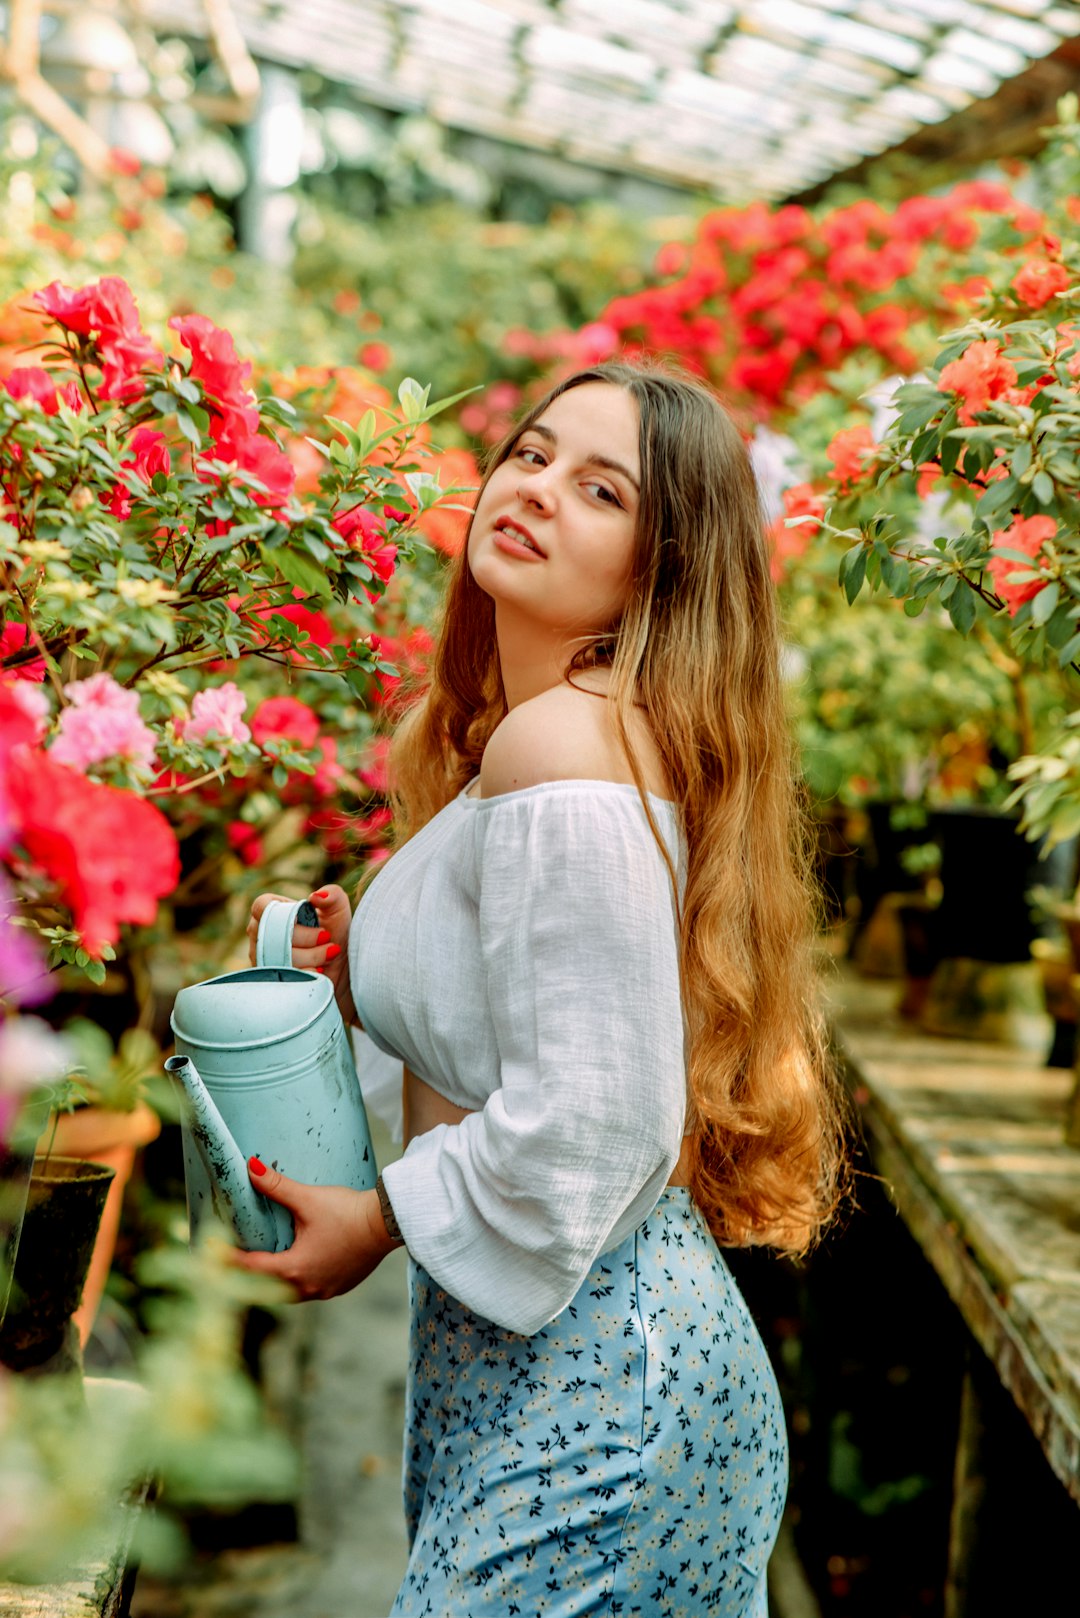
[528,421,640,492]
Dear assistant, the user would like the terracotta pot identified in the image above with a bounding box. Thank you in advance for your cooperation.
[44,1102,161,1345]
[0,1156,115,1374]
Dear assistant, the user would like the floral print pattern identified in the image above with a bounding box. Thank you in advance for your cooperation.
[392,1189,787,1618]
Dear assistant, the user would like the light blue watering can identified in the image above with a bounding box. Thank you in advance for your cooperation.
[165,898,377,1252]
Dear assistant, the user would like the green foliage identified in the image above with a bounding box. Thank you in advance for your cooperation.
[0,1236,297,1582]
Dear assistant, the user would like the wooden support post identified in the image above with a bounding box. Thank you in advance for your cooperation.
[944,1363,987,1618]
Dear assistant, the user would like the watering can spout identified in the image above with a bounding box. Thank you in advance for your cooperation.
[164,1055,283,1251]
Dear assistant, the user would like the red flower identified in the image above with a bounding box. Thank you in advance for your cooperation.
[358,735,391,794]
[213,426,296,508]
[256,601,335,651]
[1012,260,1071,310]
[0,623,46,682]
[107,426,171,518]
[226,820,264,866]
[169,313,259,442]
[34,277,163,401]
[333,505,399,597]
[826,426,876,489]
[4,750,179,955]
[938,341,1018,427]
[987,515,1057,616]
[359,342,391,372]
[3,366,75,415]
[250,696,320,751]
[767,484,826,583]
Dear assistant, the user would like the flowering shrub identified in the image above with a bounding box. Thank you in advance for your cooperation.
[796,103,1080,846]
[461,168,1053,445]
[0,275,467,1010]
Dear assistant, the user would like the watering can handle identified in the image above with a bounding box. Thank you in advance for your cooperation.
[256,898,318,970]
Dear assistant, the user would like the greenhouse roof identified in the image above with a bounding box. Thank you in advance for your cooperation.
[155,0,1080,201]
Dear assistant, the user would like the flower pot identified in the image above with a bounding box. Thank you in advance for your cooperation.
[0,1156,115,1375]
[930,806,1074,965]
[45,1102,161,1346]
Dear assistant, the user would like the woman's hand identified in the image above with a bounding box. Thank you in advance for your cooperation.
[247,885,357,1025]
[230,1158,399,1300]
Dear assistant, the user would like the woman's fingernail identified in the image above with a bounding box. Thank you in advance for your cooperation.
[311,890,329,901]
[249,1156,267,1177]
[315,966,325,974]
[325,943,342,960]
[316,929,331,945]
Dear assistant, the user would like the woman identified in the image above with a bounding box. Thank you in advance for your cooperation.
[240,360,849,1618]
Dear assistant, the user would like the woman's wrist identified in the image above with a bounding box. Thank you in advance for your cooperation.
[374,1174,405,1248]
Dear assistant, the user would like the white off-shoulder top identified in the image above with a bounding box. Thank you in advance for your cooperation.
[348,778,688,1334]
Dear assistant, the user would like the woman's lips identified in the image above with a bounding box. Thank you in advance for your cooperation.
[493,518,545,559]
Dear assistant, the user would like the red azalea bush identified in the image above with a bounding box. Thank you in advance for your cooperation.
[792,104,1080,846]
[0,275,467,1013]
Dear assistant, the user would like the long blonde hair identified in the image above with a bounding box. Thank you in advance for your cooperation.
[390,359,850,1255]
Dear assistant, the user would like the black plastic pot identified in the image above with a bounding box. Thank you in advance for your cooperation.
[0,1156,115,1375]
[931,807,1076,965]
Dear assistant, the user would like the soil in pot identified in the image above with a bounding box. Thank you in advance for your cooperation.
[0,1156,115,1376]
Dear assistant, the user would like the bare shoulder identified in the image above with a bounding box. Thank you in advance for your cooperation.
[480,682,671,799]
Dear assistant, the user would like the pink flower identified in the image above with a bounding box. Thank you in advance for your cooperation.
[50,673,156,774]
[250,696,320,751]
[183,682,252,746]
[0,870,51,1010]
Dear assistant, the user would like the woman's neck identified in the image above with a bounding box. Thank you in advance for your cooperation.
[494,601,579,710]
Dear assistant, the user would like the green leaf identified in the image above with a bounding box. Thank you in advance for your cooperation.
[947,582,977,634]
[838,544,867,605]
[271,762,289,789]
[1057,631,1080,666]
[398,377,430,421]
[84,958,106,986]
[1010,440,1033,478]
[903,597,928,617]
[1032,580,1060,625]
[264,545,332,598]
[1033,469,1055,504]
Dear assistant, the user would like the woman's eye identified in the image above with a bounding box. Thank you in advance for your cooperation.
[587,482,622,507]
[516,446,546,466]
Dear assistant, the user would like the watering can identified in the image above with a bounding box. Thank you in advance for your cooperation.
[165,899,377,1252]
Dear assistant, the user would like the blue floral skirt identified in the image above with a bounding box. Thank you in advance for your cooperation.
[391,1188,787,1618]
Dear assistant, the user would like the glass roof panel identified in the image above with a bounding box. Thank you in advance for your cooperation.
[136,0,1080,199]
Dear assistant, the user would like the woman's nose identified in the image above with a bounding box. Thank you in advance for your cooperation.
[517,467,556,511]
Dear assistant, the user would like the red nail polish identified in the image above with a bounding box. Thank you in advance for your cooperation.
[316,929,331,945]
[311,890,329,901]
[249,1156,267,1177]
[315,966,325,974]
[325,943,342,960]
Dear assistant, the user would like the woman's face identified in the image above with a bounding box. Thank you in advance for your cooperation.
[468,382,640,640]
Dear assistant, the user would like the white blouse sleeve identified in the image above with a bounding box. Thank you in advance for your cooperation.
[379,789,687,1334]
